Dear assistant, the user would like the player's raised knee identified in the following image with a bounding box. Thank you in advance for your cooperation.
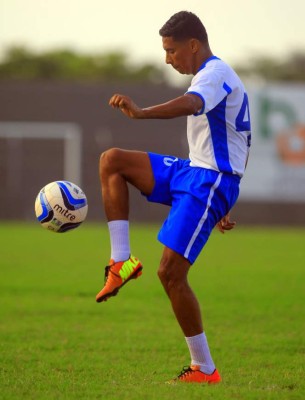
[99,148,123,174]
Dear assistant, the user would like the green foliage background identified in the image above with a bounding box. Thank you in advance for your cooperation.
[1,45,305,82]
[0,46,166,83]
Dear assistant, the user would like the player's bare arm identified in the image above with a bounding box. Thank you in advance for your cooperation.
[109,93,203,119]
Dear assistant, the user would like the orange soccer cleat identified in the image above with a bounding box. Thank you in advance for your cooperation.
[173,365,221,384]
[96,255,143,303]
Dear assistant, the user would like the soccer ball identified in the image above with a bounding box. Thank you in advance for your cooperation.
[35,181,88,233]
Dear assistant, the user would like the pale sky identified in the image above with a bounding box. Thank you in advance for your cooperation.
[1,0,305,70]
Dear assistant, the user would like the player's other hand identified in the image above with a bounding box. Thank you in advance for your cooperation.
[109,94,144,119]
[216,213,236,234]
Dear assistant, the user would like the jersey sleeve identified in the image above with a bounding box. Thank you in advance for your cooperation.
[186,67,229,115]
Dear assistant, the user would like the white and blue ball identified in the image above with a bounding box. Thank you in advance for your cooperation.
[35,181,88,233]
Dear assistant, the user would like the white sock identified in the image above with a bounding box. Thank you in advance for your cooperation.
[185,332,216,374]
[108,220,130,262]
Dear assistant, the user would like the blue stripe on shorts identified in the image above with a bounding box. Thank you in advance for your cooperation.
[144,153,240,264]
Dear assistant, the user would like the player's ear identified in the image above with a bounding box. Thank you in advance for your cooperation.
[189,39,200,53]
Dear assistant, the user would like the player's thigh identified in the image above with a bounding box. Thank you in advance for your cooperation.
[101,148,154,196]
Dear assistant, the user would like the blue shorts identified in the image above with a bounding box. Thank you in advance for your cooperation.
[144,153,240,264]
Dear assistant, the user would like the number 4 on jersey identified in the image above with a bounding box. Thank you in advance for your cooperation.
[235,93,251,147]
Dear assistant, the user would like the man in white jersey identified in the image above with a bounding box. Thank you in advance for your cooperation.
[96,11,251,383]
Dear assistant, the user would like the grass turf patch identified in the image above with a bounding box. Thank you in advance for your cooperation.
[0,222,304,399]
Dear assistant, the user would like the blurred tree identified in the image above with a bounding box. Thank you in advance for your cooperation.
[2,45,304,83]
[0,45,166,84]
[235,51,305,82]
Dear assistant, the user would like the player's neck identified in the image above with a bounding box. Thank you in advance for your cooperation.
[193,46,213,74]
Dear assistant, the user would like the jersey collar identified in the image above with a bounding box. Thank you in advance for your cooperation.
[197,55,220,73]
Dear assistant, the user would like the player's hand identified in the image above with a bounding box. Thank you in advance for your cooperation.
[109,94,144,119]
[216,213,236,234]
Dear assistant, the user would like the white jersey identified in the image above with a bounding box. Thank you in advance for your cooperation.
[186,56,251,177]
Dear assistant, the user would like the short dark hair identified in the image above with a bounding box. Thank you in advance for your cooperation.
[159,11,208,43]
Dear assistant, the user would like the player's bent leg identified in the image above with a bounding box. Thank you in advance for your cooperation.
[96,148,152,302]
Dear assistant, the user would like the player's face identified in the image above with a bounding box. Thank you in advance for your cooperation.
[162,36,196,75]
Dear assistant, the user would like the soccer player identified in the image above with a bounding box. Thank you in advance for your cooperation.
[96,11,251,383]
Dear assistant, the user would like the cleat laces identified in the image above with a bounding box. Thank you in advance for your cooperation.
[104,265,110,283]
[178,366,195,379]
[104,264,120,283]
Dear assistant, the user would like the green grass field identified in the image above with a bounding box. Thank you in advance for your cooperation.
[1,223,304,400]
